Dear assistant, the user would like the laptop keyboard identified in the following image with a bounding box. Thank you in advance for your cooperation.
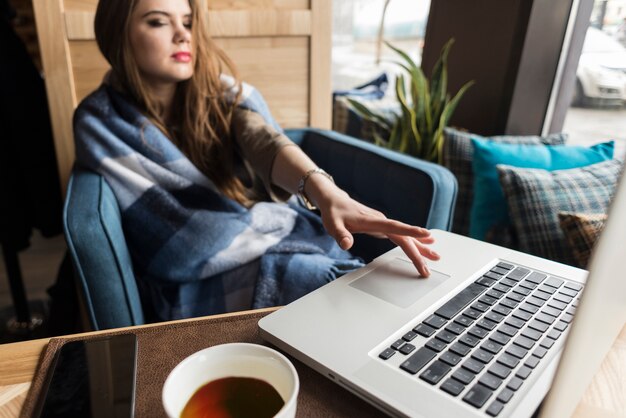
[377,262,583,417]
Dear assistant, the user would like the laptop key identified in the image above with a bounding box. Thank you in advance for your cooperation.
[533,290,552,301]
[471,301,490,312]
[513,336,535,350]
[516,365,532,379]
[497,262,514,270]
[497,353,520,369]
[454,315,474,327]
[490,331,511,346]
[564,281,583,292]
[485,311,505,323]
[419,360,451,385]
[493,304,512,316]
[491,267,509,276]
[479,295,498,306]
[399,343,416,355]
[459,334,481,347]
[498,324,519,337]
[519,302,539,314]
[477,318,498,331]
[554,293,574,304]
[527,296,546,307]
[439,351,462,366]
[423,314,448,329]
[391,339,404,350]
[538,284,557,295]
[452,368,475,385]
[553,320,568,332]
[506,292,525,303]
[521,328,542,341]
[526,272,547,284]
[512,309,533,322]
[479,373,503,391]
[485,271,503,281]
[507,267,530,281]
[541,306,561,318]
[472,349,494,364]
[488,363,512,379]
[379,348,396,360]
[400,347,437,374]
[403,331,418,341]
[547,329,562,340]
[540,338,555,349]
[535,312,556,325]
[525,356,540,369]
[507,376,524,391]
[440,378,465,397]
[445,322,465,335]
[544,277,564,288]
[494,283,511,293]
[519,280,538,290]
[435,330,457,344]
[477,276,497,287]
[463,384,493,408]
[482,340,504,355]
[486,400,505,417]
[486,289,504,299]
[497,387,515,403]
[468,326,489,339]
[450,342,473,357]
[529,319,550,333]
[547,299,568,311]
[426,338,447,353]
[504,317,526,329]
[463,308,482,320]
[560,287,578,298]
[500,298,519,310]
[512,286,532,296]
[506,344,528,359]
[532,346,548,358]
[463,358,485,374]
[500,278,518,287]
[435,283,486,320]
[414,323,436,337]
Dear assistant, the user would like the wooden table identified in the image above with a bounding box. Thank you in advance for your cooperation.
[0,310,625,418]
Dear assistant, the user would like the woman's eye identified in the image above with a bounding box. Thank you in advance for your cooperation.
[147,19,166,27]
[184,22,192,29]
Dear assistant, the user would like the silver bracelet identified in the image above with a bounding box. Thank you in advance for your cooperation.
[297,168,334,210]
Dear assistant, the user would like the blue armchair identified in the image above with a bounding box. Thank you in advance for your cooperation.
[64,128,457,330]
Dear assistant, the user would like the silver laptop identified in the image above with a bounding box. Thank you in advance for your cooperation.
[259,167,626,418]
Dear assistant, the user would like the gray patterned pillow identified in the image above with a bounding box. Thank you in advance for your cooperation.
[442,128,567,237]
[497,159,623,266]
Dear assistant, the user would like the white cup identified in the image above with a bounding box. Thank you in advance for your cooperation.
[162,343,299,418]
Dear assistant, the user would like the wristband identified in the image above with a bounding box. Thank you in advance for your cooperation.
[297,168,334,210]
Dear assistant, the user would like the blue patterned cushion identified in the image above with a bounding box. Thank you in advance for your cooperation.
[470,139,614,243]
[442,127,567,238]
[497,159,623,266]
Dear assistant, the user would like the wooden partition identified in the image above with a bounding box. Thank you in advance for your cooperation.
[32,0,332,195]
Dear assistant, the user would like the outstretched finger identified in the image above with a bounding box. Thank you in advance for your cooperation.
[349,217,432,240]
[389,235,431,277]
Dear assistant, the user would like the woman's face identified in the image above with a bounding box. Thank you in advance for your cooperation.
[129,0,194,92]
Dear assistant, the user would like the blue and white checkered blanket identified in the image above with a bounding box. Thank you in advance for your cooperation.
[73,80,363,320]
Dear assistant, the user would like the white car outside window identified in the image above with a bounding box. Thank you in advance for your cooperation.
[575,27,626,106]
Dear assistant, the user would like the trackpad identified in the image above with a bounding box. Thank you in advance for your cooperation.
[349,258,449,308]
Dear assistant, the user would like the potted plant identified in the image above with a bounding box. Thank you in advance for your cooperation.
[347,39,474,163]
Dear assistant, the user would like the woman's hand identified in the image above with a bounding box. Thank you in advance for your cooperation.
[309,175,440,277]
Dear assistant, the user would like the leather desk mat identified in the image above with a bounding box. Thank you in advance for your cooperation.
[21,310,385,417]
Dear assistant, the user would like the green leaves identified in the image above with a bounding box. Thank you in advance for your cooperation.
[346,38,473,163]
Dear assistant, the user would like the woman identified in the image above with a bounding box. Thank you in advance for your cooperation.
[74,0,440,320]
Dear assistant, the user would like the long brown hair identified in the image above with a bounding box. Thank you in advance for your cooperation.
[94,0,250,205]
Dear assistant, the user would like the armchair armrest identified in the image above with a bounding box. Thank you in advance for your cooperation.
[286,128,458,261]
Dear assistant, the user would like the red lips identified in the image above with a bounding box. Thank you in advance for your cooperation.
[172,52,192,63]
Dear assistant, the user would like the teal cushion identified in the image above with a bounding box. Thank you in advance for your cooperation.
[469,138,614,241]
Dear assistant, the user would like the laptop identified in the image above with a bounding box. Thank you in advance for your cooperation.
[259,166,626,418]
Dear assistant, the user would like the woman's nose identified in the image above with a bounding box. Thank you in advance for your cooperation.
[174,24,191,43]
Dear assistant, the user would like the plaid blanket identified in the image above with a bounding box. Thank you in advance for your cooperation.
[73,79,363,321]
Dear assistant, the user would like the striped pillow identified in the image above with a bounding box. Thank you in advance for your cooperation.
[558,212,607,269]
[497,159,622,266]
[442,127,567,238]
